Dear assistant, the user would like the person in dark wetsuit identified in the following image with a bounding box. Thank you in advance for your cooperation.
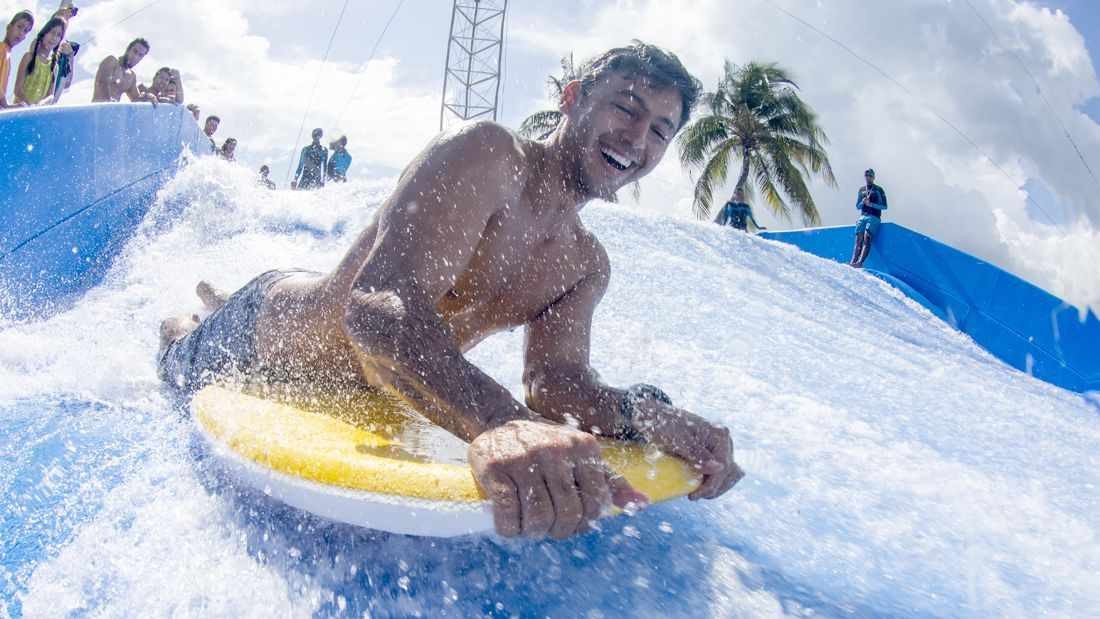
[714,189,765,232]
[293,128,328,190]
[850,168,888,268]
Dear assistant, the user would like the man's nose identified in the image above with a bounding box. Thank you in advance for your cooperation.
[619,120,648,156]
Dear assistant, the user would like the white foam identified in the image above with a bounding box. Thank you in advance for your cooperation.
[4,158,1099,616]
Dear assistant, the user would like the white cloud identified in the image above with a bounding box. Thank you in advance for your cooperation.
[510,0,1100,308]
[3,0,1097,308]
[3,0,440,182]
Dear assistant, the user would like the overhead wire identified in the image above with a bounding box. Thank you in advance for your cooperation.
[961,0,1100,194]
[334,0,407,127]
[110,0,168,27]
[760,0,1061,225]
[284,0,353,184]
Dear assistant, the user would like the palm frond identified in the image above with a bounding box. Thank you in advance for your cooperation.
[766,143,821,225]
[518,110,562,139]
[751,154,791,221]
[677,115,733,168]
[690,139,738,219]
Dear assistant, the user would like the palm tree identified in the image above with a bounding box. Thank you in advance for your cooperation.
[518,53,577,140]
[678,60,836,224]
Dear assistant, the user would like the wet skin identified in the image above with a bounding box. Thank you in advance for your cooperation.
[92,43,150,103]
[164,72,744,539]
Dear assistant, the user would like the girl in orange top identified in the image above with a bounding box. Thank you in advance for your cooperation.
[0,11,35,108]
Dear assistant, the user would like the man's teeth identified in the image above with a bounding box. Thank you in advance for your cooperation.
[601,148,634,169]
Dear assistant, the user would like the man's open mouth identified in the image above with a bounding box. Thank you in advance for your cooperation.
[600,147,635,172]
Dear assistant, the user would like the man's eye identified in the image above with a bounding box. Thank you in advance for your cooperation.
[614,104,634,117]
[651,127,667,142]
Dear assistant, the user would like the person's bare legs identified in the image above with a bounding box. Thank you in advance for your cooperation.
[196,281,229,311]
[157,281,230,358]
[159,314,199,357]
[849,233,866,267]
[852,232,873,268]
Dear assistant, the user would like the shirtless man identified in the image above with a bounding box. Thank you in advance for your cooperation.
[158,42,744,539]
[92,37,154,103]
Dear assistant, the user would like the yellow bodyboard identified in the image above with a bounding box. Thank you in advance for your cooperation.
[193,385,700,506]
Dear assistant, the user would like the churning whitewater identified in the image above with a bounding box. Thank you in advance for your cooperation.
[1,158,1098,617]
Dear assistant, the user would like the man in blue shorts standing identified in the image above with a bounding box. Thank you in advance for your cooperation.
[850,168,887,268]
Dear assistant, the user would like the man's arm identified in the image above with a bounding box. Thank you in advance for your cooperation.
[523,240,744,500]
[332,122,644,537]
[92,56,116,102]
[334,124,540,438]
[125,75,154,104]
[293,147,306,181]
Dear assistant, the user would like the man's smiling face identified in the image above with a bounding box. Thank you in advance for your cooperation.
[560,72,683,201]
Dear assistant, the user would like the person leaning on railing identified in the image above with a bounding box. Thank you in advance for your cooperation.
[13,15,71,106]
[139,66,186,104]
[0,10,34,108]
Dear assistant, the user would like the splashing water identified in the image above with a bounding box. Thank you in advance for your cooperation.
[1,159,1098,617]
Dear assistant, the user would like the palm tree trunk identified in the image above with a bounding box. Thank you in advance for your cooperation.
[732,147,751,200]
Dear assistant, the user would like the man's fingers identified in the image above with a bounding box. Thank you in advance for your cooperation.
[484,471,521,537]
[545,463,584,539]
[608,471,649,509]
[575,458,611,524]
[515,471,554,538]
[715,462,746,497]
[690,459,745,500]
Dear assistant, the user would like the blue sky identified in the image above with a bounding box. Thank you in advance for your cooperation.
[2,0,1099,306]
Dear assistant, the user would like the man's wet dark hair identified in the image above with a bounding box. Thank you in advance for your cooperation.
[576,40,701,130]
[206,115,220,123]
[125,37,150,54]
[9,10,34,28]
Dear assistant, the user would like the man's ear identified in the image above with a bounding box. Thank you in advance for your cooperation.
[559,80,583,112]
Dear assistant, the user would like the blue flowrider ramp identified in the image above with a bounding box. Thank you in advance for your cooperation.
[761,224,1099,394]
[0,104,210,318]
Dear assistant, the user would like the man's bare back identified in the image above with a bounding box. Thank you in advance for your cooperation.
[160,43,743,539]
[250,129,604,384]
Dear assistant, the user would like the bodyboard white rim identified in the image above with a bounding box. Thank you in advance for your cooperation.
[195,421,495,537]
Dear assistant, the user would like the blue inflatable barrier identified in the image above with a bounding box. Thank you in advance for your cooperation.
[761,224,1100,394]
[0,104,210,318]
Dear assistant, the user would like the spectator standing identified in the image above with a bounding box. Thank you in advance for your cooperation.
[326,135,352,183]
[258,165,276,190]
[0,10,34,108]
[714,189,765,232]
[849,168,888,268]
[292,128,327,190]
[92,37,154,103]
[13,15,68,105]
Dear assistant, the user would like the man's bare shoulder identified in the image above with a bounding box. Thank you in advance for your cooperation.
[570,221,611,290]
[98,55,119,70]
[431,121,530,185]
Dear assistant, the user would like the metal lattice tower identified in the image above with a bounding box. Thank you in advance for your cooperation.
[439,0,508,131]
